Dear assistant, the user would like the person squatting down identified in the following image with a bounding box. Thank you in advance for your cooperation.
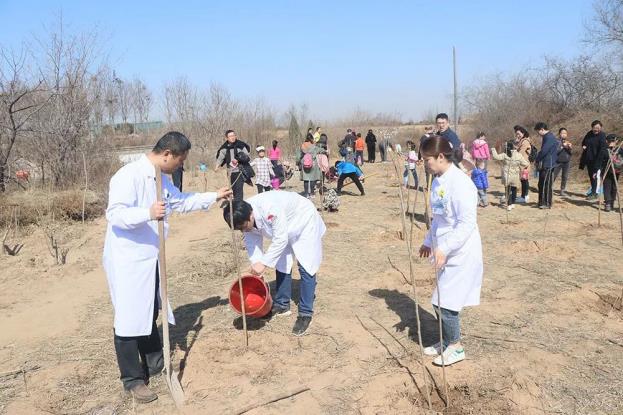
[418,135,483,366]
[223,191,326,337]
[103,132,231,403]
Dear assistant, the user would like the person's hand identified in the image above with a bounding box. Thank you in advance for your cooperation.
[419,245,432,258]
[216,187,233,200]
[150,201,166,220]
[433,248,447,268]
[359,175,365,182]
[582,145,587,150]
[250,262,266,275]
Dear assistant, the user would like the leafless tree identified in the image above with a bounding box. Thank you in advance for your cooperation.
[0,46,48,192]
[587,0,623,49]
[131,77,152,123]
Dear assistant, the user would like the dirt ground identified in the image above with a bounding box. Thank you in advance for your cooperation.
[1,159,623,415]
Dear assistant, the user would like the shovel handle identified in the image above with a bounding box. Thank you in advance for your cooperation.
[155,167,172,372]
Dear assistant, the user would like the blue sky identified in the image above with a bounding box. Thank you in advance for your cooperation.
[0,0,594,122]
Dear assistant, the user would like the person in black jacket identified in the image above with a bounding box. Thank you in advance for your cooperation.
[365,129,377,163]
[580,120,607,199]
[553,128,572,197]
[215,129,251,201]
[534,122,558,209]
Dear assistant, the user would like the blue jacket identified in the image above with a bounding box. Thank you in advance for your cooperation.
[336,161,363,176]
[439,128,461,150]
[471,168,489,190]
[535,131,558,170]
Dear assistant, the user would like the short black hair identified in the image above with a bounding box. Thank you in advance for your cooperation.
[152,131,191,156]
[606,133,618,143]
[591,120,602,128]
[476,131,486,138]
[225,129,236,137]
[534,122,548,131]
[436,113,449,121]
[558,127,567,134]
[223,200,253,230]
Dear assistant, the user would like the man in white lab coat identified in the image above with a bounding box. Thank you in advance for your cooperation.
[223,191,326,336]
[103,131,231,402]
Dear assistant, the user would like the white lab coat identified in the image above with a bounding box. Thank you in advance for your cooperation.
[423,164,483,312]
[242,191,326,275]
[103,155,218,337]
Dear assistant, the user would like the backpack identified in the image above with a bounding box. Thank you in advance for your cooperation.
[317,153,329,173]
[302,152,314,169]
[528,144,538,163]
[322,188,340,211]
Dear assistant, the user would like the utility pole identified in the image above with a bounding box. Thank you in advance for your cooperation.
[453,46,458,131]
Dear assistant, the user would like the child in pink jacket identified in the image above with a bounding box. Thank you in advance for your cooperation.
[471,132,491,162]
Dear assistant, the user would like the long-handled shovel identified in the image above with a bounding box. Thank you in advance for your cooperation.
[155,167,185,408]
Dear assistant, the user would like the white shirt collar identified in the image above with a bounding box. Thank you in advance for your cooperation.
[138,154,156,178]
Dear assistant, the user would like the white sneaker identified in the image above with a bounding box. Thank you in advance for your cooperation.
[507,204,514,211]
[524,195,530,203]
[433,344,465,366]
[423,342,442,356]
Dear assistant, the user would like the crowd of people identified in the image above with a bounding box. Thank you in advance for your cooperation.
[102,115,623,402]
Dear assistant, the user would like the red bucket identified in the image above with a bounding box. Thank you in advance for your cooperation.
[229,275,273,318]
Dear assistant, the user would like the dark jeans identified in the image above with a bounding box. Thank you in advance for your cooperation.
[303,180,316,197]
[367,146,375,162]
[231,171,245,201]
[507,186,517,205]
[520,179,529,198]
[337,172,364,195]
[256,184,271,193]
[588,165,599,195]
[114,268,163,390]
[538,168,555,207]
[553,162,570,192]
[433,306,461,347]
[403,168,418,189]
[603,171,620,205]
[274,263,317,316]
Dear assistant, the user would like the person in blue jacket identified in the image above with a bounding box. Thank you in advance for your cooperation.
[534,122,559,209]
[335,160,365,196]
[471,159,489,207]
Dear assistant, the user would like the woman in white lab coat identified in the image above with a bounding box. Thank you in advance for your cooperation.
[223,191,326,337]
[418,135,483,367]
[103,132,231,402]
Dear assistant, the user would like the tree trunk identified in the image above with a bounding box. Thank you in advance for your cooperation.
[0,164,5,193]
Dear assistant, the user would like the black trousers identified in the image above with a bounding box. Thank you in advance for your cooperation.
[603,171,620,205]
[588,165,599,195]
[337,172,364,195]
[538,168,555,207]
[520,179,529,198]
[231,171,245,201]
[367,146,375,162]
[256,184,271,193]
[114,268,163,390]
[553,162,569,191]
[507,186,517,205]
